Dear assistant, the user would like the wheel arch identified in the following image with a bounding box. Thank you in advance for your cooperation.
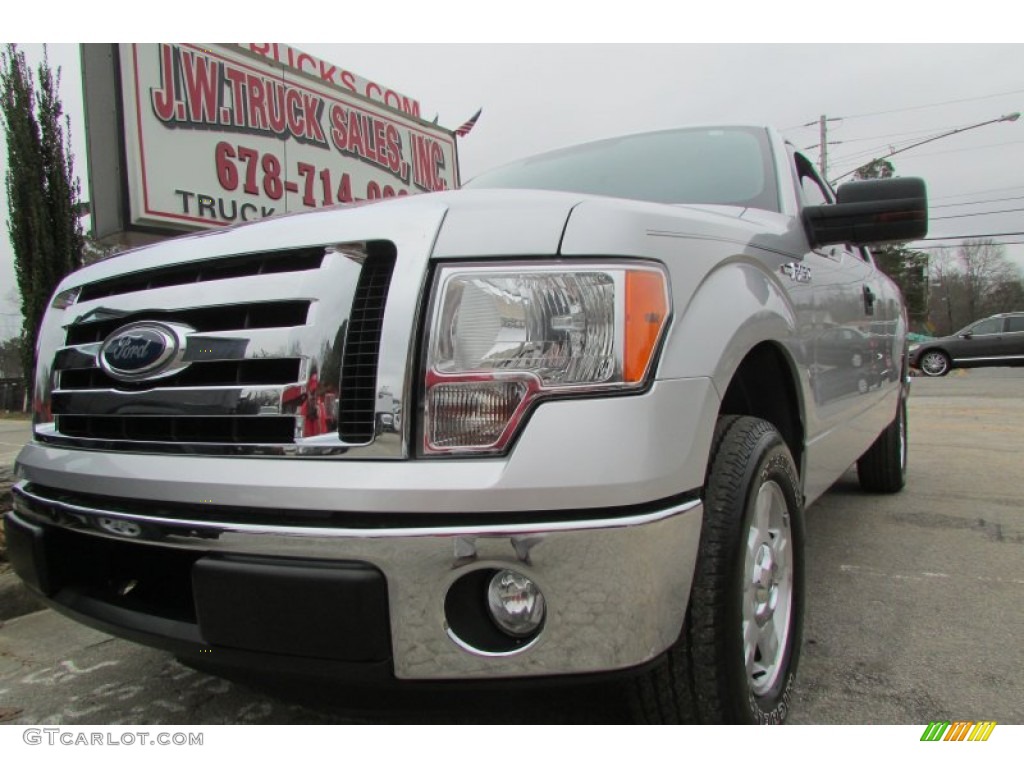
[654,257,809,484]
[718,342,806,481]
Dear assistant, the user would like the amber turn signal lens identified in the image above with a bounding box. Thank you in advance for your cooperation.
[624,270,669,382]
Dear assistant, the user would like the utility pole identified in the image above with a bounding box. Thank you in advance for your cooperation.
[819,115,828,178]
[804,115,840,178]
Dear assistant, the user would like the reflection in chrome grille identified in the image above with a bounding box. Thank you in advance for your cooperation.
[77,247,326,303]
[58,358,303,391]
[65,301,311,346]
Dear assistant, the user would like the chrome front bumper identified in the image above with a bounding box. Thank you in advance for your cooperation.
[9,483,702,680]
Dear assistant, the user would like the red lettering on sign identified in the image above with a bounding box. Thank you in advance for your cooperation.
[412,135,448,192]
[215,142,238,190]
[262,153,283,199]
[151,44,178,122]
[330,104,348,148]
[246,74,268,131]
[286,89,304,137]
[318,61,337,82]
[181,52,220,124]
[385,124,402,175]
[223,67,248,128]
[237,145,260,195]
[346,110,366,158]
[267,81,287,135]
[432,141,447,190]
[301,93,326,144]
[337,173,353,203]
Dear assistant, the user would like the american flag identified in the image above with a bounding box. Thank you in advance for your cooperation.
[455,108,482,137]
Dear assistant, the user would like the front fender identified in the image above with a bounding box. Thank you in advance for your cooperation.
[658,256,807,394]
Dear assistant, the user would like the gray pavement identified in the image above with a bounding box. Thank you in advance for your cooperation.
[790,368,1024,724]
[1,369,1022,724]
[0,419,30,469]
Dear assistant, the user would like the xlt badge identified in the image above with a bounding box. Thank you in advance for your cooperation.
[781,262,812,283]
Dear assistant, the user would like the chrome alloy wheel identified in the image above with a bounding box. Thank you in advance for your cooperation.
[743,479,793,697]
[920,350,950,376]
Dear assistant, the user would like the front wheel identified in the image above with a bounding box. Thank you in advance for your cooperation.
[630,416,805,724]
[919,350,951,377]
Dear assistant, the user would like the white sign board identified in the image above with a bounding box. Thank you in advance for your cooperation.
[239,44,422,119]
[114,43,458,233]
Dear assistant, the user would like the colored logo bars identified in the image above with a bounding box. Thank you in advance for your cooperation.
[920,721,997,742]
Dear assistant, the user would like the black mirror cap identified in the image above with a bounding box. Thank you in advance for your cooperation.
[804,177,928,248]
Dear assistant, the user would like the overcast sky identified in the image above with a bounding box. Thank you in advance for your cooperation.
[2,33,1023,340]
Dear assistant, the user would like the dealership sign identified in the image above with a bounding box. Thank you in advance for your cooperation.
[240,44,422,118]
[82,44,458,240]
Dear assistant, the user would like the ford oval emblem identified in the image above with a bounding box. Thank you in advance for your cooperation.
[99,322,179,381]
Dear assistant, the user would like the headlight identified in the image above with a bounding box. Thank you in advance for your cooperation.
[908,344,920,354]
[422,261,670,455]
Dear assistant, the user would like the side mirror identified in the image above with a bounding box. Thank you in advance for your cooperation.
[803,177,928,248]
[961,332,973,340]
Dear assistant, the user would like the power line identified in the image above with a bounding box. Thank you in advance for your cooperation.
[826,126,968,164]
[916,231,1024,240]
[831,129,1023,170]
[895,139,1024,161]
[784,89,1024,132]
[931,194,1024,210]
[836,89,1024,121]
[913,241,1024,249]
[930,184,1024,202]
[931,206,1024,221]
[828,125,962,145]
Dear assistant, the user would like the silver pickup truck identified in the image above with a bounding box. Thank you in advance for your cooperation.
[4,125,927,723]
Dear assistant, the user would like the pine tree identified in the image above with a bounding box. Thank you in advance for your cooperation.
[1,44,83,403]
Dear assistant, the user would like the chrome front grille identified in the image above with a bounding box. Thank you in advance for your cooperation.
[76,246,326,303]
[40,242,400,456]
[63,300,311,346]
[57,358,303,391]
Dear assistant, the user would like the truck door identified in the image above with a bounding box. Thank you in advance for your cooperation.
[793,153,890,449]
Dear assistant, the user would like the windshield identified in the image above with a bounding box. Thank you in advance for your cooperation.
[464,126,779,211]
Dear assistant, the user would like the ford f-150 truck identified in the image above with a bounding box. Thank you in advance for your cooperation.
[4,125,927,723]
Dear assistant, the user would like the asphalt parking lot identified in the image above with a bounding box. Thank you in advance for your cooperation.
[0,419,29,469]
[1,368,1021,725]
[792,367,1023,724]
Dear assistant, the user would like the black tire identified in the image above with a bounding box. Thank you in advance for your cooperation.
[629,416,805,724]
[919,350,950,377]
[857,388,908,493]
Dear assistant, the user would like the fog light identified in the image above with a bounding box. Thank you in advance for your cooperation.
[486,569,545,637]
